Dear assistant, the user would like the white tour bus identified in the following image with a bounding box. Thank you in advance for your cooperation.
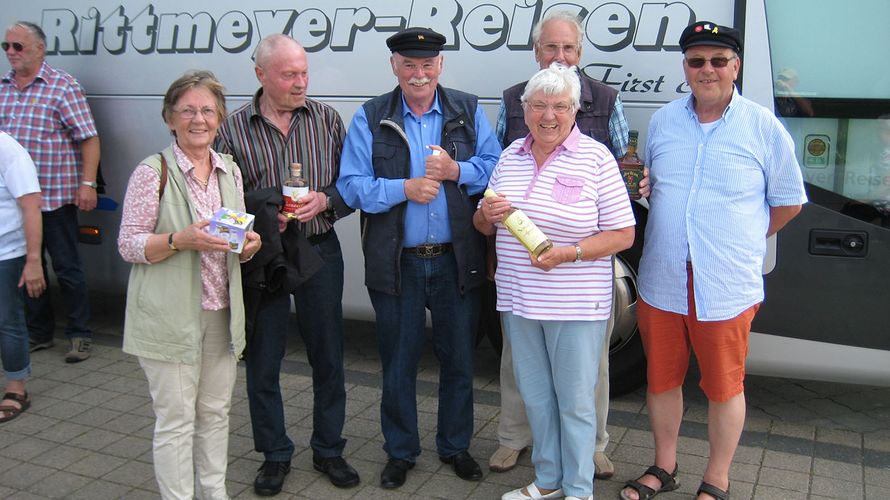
[2,0,888,394]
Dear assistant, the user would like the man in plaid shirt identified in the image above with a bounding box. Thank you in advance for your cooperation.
[1,21,100,363]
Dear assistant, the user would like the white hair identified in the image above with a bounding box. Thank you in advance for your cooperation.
[521,62,581,109]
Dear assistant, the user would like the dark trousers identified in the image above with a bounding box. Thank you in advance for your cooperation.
[244,231,347,461]
[26,204,91,342]
[368,251,480,462]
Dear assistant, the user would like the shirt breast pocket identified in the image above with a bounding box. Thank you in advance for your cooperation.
[551,175,586,205]
[26,103,60,136]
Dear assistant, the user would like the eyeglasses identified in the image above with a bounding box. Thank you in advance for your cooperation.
[525,101,574,115]
[685,56,737,69]
[540,43,579,56]
[174,107,217,120]
[1,42,25,52]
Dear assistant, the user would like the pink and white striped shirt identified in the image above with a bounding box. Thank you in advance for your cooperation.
[489,126,635,321]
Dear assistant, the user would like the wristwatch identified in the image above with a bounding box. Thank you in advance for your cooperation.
[573,243,583,263]
[325,194,333,211]
[168,232,179,251]
[81,180,98,188]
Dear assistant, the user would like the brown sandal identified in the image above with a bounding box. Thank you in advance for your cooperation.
[0,391,30,423]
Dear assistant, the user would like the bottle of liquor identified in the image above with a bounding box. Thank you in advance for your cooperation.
[619,130,644,200]
[282,162,308,219]
[484,188,553,258]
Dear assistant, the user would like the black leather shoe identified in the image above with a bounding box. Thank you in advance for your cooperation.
[380,458,414,489]
[440,450,482,481]
[254,460,290,496]
[313,456,360,488]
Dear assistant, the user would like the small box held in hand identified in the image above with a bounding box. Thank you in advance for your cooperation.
[208,207,255,254]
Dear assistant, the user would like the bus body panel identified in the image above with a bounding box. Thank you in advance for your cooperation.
[3,0,888,387]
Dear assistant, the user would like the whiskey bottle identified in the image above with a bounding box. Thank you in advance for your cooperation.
[484,188,553,258]
[282,162,309,219]
[619,130,644,200]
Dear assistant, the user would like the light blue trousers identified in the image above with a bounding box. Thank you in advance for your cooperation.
[503,312,606,498]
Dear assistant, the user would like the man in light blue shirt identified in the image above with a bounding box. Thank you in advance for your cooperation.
[337,27,500,490]
[622,21,807,500]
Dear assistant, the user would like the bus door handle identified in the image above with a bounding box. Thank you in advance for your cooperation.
[808,229,868,257]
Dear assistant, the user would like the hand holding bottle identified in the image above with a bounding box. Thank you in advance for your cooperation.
[481,190,510,224]
[530,245,572,272]
[287,190,327,222]
[425,145,459,181]
[483,189,552,257]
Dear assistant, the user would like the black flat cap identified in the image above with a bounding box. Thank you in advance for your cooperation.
[386,27,446,57]
[679,21,742,53]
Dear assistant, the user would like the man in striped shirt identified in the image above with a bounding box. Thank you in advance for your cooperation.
[622,22,807,500]
[1,21,100,363]
[215,34,358,495]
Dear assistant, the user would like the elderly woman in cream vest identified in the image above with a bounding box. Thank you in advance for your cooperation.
[118,70,260,500]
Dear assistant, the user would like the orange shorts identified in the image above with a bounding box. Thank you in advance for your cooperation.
[638,267,760,402]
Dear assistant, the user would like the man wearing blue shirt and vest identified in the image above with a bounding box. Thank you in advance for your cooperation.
[337,27,501,489]
[620,22,807,500]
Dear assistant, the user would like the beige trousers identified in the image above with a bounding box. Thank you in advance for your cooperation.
[139,309,236,500]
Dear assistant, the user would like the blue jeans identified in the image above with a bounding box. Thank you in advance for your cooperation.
[26,204,91,342]
[504,312,605,498]
[368,251,480,461]
[1,256,31,380]
[244,231,347,461]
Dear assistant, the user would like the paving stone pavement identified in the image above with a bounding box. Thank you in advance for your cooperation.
[1,295,889,499]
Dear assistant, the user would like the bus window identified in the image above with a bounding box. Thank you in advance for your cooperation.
[766,0,890,228]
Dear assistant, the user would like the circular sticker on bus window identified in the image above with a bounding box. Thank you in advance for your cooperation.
[807,138,827,156]
[803,135,830,167]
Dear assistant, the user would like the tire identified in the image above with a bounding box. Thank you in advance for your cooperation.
[607,252,646,397]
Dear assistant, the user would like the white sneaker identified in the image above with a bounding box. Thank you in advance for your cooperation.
[565,496,592,500]
[501,483,563,500]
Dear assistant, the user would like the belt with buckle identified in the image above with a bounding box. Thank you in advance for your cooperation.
[402,243,452,258]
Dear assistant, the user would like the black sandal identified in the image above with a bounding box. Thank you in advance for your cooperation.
[619,464,679,500]
[696,481,730,500]
[0,391,30,423]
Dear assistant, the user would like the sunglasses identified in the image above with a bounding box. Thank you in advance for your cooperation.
[685,56,737,69]
[2,42,25,52]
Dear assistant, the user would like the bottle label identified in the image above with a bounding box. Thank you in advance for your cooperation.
[282,185,309,217]
[621,166,644,200]
[503,210,549,254]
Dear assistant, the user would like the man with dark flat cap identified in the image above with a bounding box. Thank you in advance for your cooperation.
[337,27,501,489]
[619,21,806,500]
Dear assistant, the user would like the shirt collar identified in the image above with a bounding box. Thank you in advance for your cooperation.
[172,141,229,174]
[684,84,740,120]
[249,88,312,121]
[518,124,583,155]
[2,60,50,85]
[401,91,441,118]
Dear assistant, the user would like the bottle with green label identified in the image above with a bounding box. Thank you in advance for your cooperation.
[484,188,552,257]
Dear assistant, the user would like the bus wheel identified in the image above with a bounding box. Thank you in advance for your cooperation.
[608,253,646,397]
